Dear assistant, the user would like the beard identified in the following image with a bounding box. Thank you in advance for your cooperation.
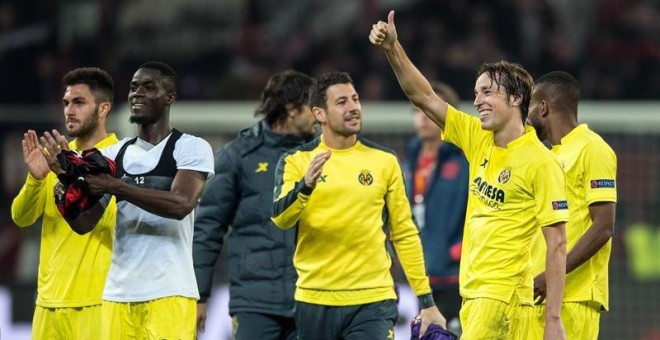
[68,105,100,138]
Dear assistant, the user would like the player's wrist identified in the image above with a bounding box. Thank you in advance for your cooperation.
[417,293,436,309]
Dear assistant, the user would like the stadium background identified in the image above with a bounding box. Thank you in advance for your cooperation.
[0,0,658,338]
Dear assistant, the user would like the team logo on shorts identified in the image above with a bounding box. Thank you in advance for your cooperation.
[358,169,374,186]
[498,168,511,184]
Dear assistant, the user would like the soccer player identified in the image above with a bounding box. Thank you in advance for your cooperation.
[271,72,446,339]
[11,67,119,339]
[39,62,214,339]
[193,70,315,339]
[404,81,468,334]
[527,71,617,340]
[370,11,569,339]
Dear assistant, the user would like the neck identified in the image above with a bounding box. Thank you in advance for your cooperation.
[75,128,109,150]
[548,115,579,146]
[420,137,442,156]
[322,131,357,150]
[494,119,526,148]
[137,118,172,145]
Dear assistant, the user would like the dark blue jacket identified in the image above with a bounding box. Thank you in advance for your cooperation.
[403,138,469,290]
[193,120,309,317]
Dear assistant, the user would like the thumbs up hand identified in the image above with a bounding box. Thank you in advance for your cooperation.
[369,10,398,51]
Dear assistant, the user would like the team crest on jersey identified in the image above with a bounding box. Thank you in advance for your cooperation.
[358,169,374,186]
[498,168,512,184]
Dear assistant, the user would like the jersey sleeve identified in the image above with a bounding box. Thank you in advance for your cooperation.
[385,154,431,296]
[271,151,311,230]
[441,105,484,162]
[11,173,49,227]
[583,141,617,204]
[533,156,570,228]
[174,135,215,179]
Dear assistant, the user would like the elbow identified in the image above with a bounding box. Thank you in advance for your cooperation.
[603,222,615,239]
[171,201,197,220]
[11,218,33,228]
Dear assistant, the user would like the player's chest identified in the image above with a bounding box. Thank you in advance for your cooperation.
[469,150,530,208]
[313,157,389,197]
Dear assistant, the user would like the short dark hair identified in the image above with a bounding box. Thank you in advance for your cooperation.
[255,70,314,127]
[535,71,581,115]
[477,60,533,122]
[138,61,177,93]
[62,67,114,104]
[309,72,354,109]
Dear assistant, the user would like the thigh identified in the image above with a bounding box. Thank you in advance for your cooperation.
[562,302,601,340]
[281,315,298,340]
[460,298,508,340]
[342,300,398,340]
[233,313,290,340]
[527,304,545,340]
[32,306,59,340]
[295,301,339,340]
[505,302,531,340]
[142,296,196,340]
[69,305,102,340]
[102,300,135,340]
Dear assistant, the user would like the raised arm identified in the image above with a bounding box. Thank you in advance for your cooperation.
[11,130,51,226]
[369,10,448,130]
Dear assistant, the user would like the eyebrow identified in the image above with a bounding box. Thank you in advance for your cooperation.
[63,96,86,103]
[334,95,348,103]
[130,80,156,86]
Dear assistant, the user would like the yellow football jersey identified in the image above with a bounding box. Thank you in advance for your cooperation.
[272,136,430,306]
[442,106,569,306]
[531,124,617,310]
[11,134,118,307]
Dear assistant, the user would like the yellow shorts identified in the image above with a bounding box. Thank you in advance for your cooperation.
[460,294,532,340]
[529,301,601,340]
[101,296,196,340]
[32,304,102,340]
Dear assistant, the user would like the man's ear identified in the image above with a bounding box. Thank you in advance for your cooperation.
[98,102,112,118]
[509,94,522,107]
[165,92,177,105]
[540,100,550,118]
[312,106,326,123]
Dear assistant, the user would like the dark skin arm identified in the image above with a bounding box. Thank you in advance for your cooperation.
[39,130,208,234]
[534,202,615,302]
[64,170,207,235]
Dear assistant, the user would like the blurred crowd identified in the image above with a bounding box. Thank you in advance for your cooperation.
[0,0,658,106]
